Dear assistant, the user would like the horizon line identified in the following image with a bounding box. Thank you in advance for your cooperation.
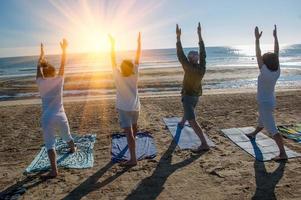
[0,43,300,59]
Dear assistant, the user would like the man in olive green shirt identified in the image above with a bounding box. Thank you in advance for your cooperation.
[176,23,209,151]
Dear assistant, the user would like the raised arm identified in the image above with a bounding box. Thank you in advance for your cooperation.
[36,43,45,79]
[109,34,117,68]
[255,26,264,68]
[273,25,279,55]
[197,22,206,68]
[176,24,189,65]
[58,38,68,76]
[135,32,141,65]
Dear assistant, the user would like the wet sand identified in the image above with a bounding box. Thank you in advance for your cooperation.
[1,66,300,100]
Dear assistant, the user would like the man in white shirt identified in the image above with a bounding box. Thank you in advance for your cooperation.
[36,39,76,178]
[246,25,287,161]
[109,33,141,166]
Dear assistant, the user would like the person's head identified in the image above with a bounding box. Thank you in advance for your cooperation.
[40,61,56,77]
[120,59,135,77]
[187,51,199,64]
[262,52,279,71]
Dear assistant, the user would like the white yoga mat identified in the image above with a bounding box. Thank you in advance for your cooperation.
[163,117,215,149]
[221,127,301,161]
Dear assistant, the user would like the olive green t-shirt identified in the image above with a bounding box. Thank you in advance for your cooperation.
[176,41,206,96]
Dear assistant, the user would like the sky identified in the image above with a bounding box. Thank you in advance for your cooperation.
[0,0,300,57]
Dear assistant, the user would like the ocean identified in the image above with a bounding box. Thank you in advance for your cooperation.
[0,44,300,100]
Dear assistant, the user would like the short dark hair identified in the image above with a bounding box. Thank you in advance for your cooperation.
[262,52,279,71]
[120,59,134,77]
[41,62,56,77]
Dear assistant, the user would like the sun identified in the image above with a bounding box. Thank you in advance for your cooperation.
[35,0,168,54]
[74,27,111,53]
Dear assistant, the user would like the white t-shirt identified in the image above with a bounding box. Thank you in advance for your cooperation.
[36,76,65,116]
[113,65,140,111]
[257,64,280,104]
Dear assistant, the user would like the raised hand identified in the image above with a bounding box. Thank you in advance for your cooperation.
[137,32,141,44]
[108,34,115,47]
[273,24,277,38]
[197,22,202,36]
[273,24,279,55]
[109,34,117,68]
[176,24,181,39]
[255,26,263,40]
[60,38,68,51]
[135,32,141,65]
[39,43,45,61]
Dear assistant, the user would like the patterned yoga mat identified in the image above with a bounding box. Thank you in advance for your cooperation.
[25,134,96,173]
[278,124,301,143]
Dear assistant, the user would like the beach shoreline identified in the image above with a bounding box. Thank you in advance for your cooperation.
[1,66,301,101]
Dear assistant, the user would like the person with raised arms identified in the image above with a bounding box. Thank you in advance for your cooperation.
[36,39,76,178]
[109,33,141,166]
[246,25,287,161]
[176,23,210,152]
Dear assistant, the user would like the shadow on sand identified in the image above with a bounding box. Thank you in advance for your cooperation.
[125,125,206,200]
[0,172,45,200]
[250,139,287,200]
[62,161,132,200]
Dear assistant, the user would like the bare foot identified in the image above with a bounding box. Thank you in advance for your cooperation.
[272,154,288,162]
[69,145,77,153]
[41,170,58,180]
[192,144,210,153]
[121,160,137,166]
[68,140,77,153]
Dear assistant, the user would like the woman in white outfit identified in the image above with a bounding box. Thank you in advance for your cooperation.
[36,39,76,178]
[246,25,287,161]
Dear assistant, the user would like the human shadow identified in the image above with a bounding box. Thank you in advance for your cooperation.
[250,139,287,200]
[62,160,131,200]
[0,172,45,200]
[125,125,206,200]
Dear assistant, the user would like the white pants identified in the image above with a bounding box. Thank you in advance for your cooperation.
[41,112,73,150]
[257,102,278,136]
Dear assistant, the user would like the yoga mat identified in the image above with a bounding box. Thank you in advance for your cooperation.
[111,131,157,163]
[278,124,301,143]
[25,134,96,173]
[221,127,301,161]
[163,117,215,149]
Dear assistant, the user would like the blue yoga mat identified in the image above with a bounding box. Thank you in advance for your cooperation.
[111,132,157,163]
[25,134,96,173]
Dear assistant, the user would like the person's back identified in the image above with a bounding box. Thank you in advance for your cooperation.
[37,76,65,116]
[182,63,205,96]
[113,63,140,111]
[257,64,280,104]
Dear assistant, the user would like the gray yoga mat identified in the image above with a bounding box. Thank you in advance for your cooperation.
[221,127,301,161]
[163,117,215,149]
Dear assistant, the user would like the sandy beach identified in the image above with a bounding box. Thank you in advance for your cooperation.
[0,89,301,200]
